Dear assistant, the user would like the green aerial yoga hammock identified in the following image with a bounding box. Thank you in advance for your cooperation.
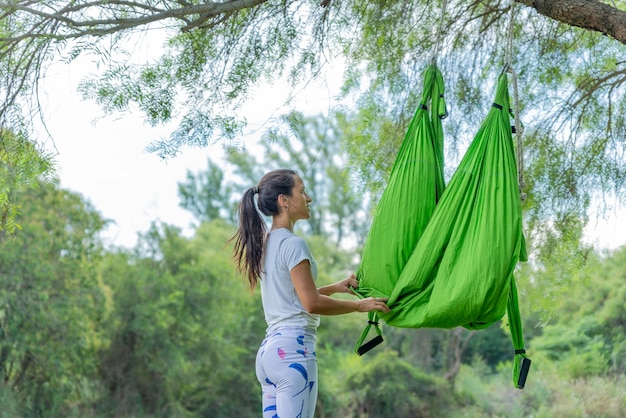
[354,65,531,389]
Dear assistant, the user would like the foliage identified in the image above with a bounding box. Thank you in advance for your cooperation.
[0,130,54,234]
[181,111,371,248]
[0,383,20,418]
[177,158,235,224]
[73,1,329,157]
[457,324,512,371]
[453,362,626,418]
[513,205,596,327]
[95,219,264,417]
[337,101,409,198]
[0,181,107,416]
[2,3,626,318]
[532,374,626,418]
[343,350,459,417]
[1,174,626,416]
[1,2,626,257]
[528,246,626,379]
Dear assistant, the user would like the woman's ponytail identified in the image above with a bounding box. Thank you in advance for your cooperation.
[231,169,297,290]
[232,187,266,290]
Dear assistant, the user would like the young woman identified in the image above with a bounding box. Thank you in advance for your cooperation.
[232,169,389,418]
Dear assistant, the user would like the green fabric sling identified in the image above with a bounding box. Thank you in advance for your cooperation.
[355,64,446,302]
[354,69,531,388]
[353,65,446,355]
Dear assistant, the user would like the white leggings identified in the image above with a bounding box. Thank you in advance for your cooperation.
[255,328,318,418]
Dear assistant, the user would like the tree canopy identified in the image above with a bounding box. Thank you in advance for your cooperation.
[1,0,626,246]
[2,1,625,146]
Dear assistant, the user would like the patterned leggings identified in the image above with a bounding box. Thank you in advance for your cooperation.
[255,328,318,418]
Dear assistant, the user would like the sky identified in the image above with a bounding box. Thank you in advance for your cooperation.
[35,35,626,252]
[37,44,345,249]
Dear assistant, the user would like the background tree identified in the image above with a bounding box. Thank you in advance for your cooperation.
[0,180,107,416]
[96,219,265,417]
[343,350,460,418]
[179,110,370,248]
[528,246,626,379]
[177,158,235,224]
[3,1,626,415]
[253,110,367,245]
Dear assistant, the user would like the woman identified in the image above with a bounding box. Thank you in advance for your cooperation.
[232,169,389,418]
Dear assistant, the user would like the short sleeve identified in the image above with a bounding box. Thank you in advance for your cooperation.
[281,236,313,272]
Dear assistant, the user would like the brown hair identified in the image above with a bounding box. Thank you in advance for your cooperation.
[231,169,297,290]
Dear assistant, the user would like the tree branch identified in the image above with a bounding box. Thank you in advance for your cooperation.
[516,0,626,45]
[0,0,270,39]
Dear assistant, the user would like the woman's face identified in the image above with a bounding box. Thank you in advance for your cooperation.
[287,175,312,221]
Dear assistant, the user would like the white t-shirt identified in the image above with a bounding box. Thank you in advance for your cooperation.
[260,228,320,333]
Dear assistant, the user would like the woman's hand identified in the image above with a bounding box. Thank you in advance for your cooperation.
[294,262,390,315]
[334,273,359,295]
[357,297,391,313]
[329,274,390,313]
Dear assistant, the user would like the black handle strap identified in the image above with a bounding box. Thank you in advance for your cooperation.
[354,313,385,356]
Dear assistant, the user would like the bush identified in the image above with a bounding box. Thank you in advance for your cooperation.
[535,375,626,417]
[342,351,458,418]
[0,382,20,418]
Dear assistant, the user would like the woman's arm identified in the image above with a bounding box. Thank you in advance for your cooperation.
[291,260,389,315]
[317,273,357,296]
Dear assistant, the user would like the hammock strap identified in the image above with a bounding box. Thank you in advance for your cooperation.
[504,1,526,200]
[431,0,448,65]
[354,311,384,356]
[507,278,532,389]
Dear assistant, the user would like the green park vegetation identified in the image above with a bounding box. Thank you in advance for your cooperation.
[1,130,626,416]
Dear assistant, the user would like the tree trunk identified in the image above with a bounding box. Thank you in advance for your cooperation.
[517,0,626,44]
[443,328,475,389]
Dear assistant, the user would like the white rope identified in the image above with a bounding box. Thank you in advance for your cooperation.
[509,66,526,200]
[431,0,448,65]
[504,1,526,201]
[505,0,516,69]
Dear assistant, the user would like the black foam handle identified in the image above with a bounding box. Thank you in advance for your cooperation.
[517,357,531,389]
[356,335,384,356]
